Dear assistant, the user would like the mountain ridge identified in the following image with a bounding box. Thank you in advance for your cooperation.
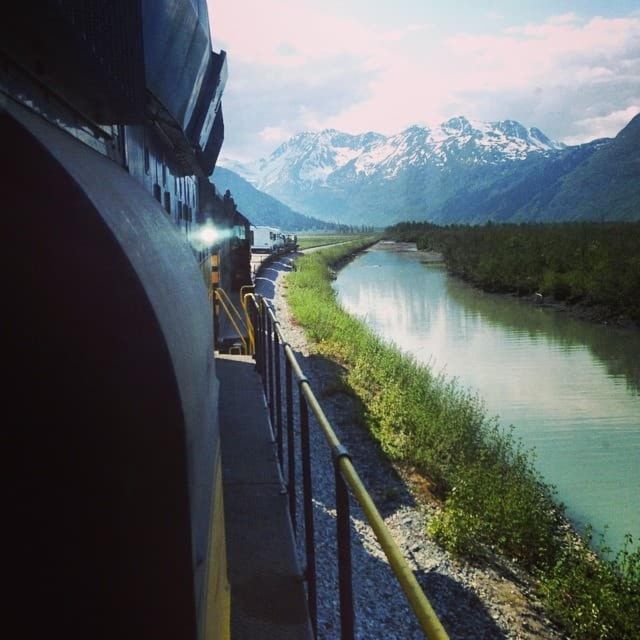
[220,113,639,226]
[211,166,333,231]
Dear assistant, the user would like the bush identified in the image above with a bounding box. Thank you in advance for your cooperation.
[428,425,560,567]
[540,530,640,640]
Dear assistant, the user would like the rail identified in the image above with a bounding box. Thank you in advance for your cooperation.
[214,288,250,355]
[239,284,256,354]
[245,293,449,640]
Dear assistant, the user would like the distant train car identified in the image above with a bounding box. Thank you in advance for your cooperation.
[251,224,279,253]
[2,1,237,637]
[250,225,299,256]
[284,233,299,252]
[273,230,286,254]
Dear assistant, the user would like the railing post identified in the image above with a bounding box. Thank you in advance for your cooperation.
[247,295,449,640]
[285,355,296,532]
[259,298,267,393]
[267,313,275,433]
[299,384,317,637]
[334,449,355,640]
[274,327,283,470]
[251,298,261,371]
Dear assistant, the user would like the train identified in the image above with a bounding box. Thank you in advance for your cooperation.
[2,2,252,637]
[251,225,299,254]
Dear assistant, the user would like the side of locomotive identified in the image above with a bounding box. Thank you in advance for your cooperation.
[2,2,238,638]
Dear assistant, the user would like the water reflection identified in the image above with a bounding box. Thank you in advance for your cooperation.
[444,276,640,394]
[335,247,640,552]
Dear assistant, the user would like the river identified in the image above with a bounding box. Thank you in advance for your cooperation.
[333,242,640,553]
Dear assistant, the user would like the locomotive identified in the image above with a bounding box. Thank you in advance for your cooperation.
[2,2,250,637]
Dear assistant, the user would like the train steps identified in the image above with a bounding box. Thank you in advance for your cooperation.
[217,354,313,639]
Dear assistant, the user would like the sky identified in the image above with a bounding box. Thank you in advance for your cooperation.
[207,1,640,162]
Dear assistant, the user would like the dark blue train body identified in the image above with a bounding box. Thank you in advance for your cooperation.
[2,2,244,637]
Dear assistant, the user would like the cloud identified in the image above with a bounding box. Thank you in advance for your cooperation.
[563,106,640,144]
[208,2,640,158]
[218,55,376,160]
[547,13,580,26]
[447,14,640,92]
[383,22,432,42]
[212,0,387,65]
[442,14,640,142]
[259,126,292,144]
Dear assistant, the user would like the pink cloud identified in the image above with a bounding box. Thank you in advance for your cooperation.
[208,2,640,156]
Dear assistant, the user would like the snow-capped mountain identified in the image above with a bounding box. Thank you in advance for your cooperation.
[224,117,564,192]
[218,114,638,226]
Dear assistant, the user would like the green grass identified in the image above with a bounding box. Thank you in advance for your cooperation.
[285,240,640,640]
[296,233,370,250]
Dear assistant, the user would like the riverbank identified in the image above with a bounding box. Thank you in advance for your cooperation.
[268,244,567,640]
[371,239,444,262]
[276,240,639,640]
[384,221,640,331]
[512,291,639,330]
[387,239,639,331]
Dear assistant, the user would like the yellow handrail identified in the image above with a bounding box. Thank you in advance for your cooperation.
[247,294,450,640]
[218,288,250,336]
[239,285,256,353]
[214,289,249,354]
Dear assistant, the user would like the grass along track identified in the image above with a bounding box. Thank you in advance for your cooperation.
[296,233,374,250]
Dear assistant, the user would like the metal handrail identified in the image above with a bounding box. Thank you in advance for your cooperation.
[245,293,449,640]
[217,287,250,337]
[214,289,249,354]
[239,285,256,353]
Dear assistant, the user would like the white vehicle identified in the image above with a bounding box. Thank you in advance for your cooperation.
[250,225,281,253]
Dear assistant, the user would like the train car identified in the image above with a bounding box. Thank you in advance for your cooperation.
[273,230,286,254]
[2,2,239,637]
[284,233,299,252]
[250,224,277,253]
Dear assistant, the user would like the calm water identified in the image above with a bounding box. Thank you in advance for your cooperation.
[334,244,640,552]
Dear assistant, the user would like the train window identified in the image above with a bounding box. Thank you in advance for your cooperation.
[153,183,161,202]
[163,191,171,215]
[233,225,246,240]
[177,201,183,220]
[162,162,166,187]
[144,146,150,174]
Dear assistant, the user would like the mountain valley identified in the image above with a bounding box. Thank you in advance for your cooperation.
[218,114,640,227]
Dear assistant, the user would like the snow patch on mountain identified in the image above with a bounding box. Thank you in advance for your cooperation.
[219,116,566,192]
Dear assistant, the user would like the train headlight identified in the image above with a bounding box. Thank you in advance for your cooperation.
[199,225,219,245]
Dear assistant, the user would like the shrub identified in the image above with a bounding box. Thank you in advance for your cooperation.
[540,529,640,640]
